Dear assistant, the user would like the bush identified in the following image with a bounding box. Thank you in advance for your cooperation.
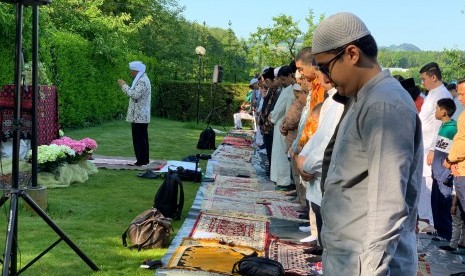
[155,81,249,124]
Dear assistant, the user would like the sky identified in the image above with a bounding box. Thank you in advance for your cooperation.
[176,0,465,51]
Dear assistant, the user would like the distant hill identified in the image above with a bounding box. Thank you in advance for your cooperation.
[380,43,421,52]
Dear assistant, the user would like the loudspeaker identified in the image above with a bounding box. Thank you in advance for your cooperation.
[212,65,223,83]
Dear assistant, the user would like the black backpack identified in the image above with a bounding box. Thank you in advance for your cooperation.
[153,169,184,220]
[197,127,216,150]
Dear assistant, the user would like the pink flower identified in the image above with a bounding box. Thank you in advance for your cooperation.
[79,138,97,151]
[51,136,86,155]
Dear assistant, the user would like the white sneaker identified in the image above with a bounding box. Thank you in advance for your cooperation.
[300,235,317,243]
[298,226,311,232]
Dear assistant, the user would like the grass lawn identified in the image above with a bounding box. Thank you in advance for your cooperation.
[0,117,231,275]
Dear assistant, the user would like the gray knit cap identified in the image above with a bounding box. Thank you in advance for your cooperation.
[312,12,371,54]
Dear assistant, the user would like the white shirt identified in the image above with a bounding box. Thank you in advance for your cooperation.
[418,84,451,176]
[299,88,344,206]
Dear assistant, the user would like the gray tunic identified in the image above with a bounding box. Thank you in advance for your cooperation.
[321,70,423,275]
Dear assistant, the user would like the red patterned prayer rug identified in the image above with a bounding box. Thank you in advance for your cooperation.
[214,175,259,190]
[167,238,262,275]
[0,85,59,145]
[205,185,256,198]
[215,144,253,156]
[189,212,269,251]
[201,197,268,217]
[264,202,308,222]
[221,136,252,148]
[206,185,293,202]
[212,153,252,163]
[266,238,322,276]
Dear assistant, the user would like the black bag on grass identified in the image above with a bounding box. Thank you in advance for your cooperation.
[197,127,216,150]
[153,169,184,220]
[232,252,284,276]
[176,166,202,182]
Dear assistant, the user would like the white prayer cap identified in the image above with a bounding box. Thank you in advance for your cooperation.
[273,67,281,78]
[129,61,146,72]
[312,12,371,54]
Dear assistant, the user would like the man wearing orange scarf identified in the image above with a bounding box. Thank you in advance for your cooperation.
[298,78,325,148]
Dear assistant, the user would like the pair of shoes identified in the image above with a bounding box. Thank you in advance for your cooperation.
[300,235,317,243]
[137,170,161,179]
[431,236,448,242]
[458,244,465,249]
[140,259,162,269]
[305,256,322,263]
[303,246,323,255]
[439,245,457,251]
[299,226,311,232]
[299,222,310,227]
[275,185,292,191]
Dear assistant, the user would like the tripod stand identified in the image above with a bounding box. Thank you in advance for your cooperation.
[203,83,226,130]
[0,1,98,275]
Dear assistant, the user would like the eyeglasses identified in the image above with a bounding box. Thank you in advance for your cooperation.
[317,47,347,78]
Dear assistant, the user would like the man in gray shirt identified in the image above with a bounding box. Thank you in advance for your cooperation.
[311,12,422,275]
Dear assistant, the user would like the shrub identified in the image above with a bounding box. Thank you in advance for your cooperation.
[155,81,249,124]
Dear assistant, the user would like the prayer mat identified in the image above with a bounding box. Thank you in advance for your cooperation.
[201,197,268,217]
[417,255,432,276]
[212,162,256,178]
[221,136,252,148]
[206,186,293,202]
[265,202,308,222]
[167,238,262,275]
[214,175,259,190]
[266,238,322,276]
[90,155,166,171]
[189,212,269,251]
[214,145,254,156]
[212,153,252,163]
[227,130,254,140]
[205,185,256,198]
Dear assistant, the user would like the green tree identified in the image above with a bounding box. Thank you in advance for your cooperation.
[248,14,302,69]
[302,9,324,48]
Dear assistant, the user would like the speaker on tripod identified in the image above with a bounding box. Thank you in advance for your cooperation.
[204,65,225,129]
[212,65,223,84]
[0,0,99,274]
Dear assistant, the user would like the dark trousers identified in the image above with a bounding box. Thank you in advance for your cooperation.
[311,202,323,247]
[431,178,452,240]
[455,177,465,223]
[131,123,149,164]
[263,133,273,165]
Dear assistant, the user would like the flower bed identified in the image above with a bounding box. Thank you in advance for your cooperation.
[28,136,98,188]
